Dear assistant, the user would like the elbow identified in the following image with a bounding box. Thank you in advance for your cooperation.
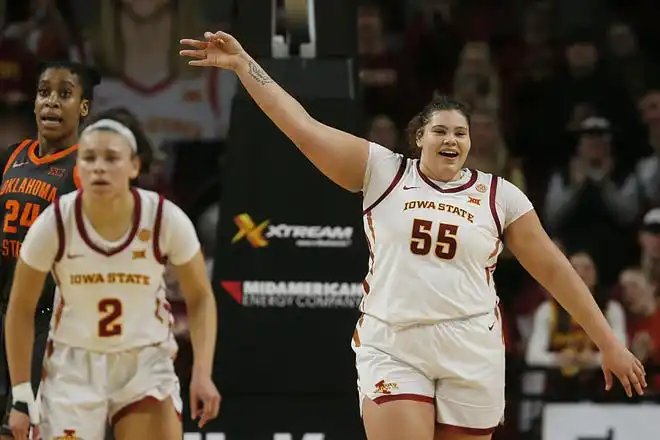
[286,114,318,148]
[185,288,216,312]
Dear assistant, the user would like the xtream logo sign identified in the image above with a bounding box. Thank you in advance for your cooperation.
[231,213,353,248]
[184,434,325,440]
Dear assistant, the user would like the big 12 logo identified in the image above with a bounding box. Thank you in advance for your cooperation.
[184,433,325,440]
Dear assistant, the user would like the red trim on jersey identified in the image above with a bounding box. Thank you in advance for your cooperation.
[363,158,407,215]
[153,195,167,264]
[416,161,478,193]
[27,141,78,166]
[75,188,142,256]
[373,394,435,405]
[3,139,32,175]
[53,197,66,262]
[488,175,502,238]
[437,423,497,435]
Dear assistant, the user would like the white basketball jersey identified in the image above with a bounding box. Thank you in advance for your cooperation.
[49,188,172,352]
[92,69,237,149]
[361,156,507,326]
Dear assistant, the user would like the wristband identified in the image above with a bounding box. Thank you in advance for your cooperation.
[11,383,38,424]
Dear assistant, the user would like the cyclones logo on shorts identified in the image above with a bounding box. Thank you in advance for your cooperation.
[374,379,398,395]
[54,429,79,439]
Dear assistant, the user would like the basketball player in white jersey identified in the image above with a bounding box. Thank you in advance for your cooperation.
[180,32,647,440]
[3,120,220,440]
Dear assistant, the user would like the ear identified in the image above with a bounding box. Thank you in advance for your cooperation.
[80,100,89,118]
[130,155,142,180]
[415,127,424,149]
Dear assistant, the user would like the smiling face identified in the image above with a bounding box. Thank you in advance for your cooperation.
[417,109,471,181]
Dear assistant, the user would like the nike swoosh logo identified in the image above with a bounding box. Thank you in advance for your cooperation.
[12,161,27,168]
[488,322,496,331]
[403,186,419,190]
[67,253,83,259]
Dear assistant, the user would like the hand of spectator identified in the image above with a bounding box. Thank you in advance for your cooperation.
[601,342,647,397]
[180,31,246,71]
[576,348,599,367]
[631,332,653,362]
[557,348,577,367]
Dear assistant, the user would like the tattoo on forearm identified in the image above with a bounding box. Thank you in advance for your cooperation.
[247,59,273,86]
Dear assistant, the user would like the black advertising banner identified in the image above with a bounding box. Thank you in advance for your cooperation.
[214,60,367,395]
[182,395,366,440]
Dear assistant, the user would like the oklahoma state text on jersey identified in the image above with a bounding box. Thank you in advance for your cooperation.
[359,143,533,326]
[0,139,78,306]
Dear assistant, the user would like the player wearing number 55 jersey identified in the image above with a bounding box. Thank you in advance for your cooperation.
[179,31,647,440]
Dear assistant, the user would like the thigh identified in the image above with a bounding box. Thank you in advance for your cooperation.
[40,343,108,440]
[434,311,505,435]
[108,344,181,428]
[114,397,181,440]
[363,396,435,440]
[354,343,436,440]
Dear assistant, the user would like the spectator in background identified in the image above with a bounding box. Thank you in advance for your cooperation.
[626,88,660,211]
[464,102,525,191]
[636,209,660,284]
[87,0,237,182]
[451,41,501,112]
[0,2,38,107]
[619,268,660,393]
[0,105,33,151]
[542,30,640,164]
[607,21,660,103]
[2,0,86,62]
[401,0,462,116]
[366,114,400,152]
[357,1,402,122]
[545,117,636,283]
[526,252,627,400]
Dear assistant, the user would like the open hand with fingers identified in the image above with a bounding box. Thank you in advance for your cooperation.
[179,31,246,70]
[601,341,647,397]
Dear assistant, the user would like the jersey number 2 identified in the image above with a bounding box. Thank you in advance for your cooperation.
[410,219,459,260]
[98,299,122,337]
[2,201,40,233]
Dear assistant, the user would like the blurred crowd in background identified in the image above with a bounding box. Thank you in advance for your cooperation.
[2,0,660,438]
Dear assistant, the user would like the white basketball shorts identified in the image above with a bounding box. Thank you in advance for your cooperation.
[39,339,182,439]
[352,309,505,435]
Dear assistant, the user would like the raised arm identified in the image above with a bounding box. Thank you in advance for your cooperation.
[180,31,369,192]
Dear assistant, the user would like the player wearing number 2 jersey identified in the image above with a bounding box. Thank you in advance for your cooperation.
[4,119,220,440]
[0,61,101,440]
[180,31,647,440]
